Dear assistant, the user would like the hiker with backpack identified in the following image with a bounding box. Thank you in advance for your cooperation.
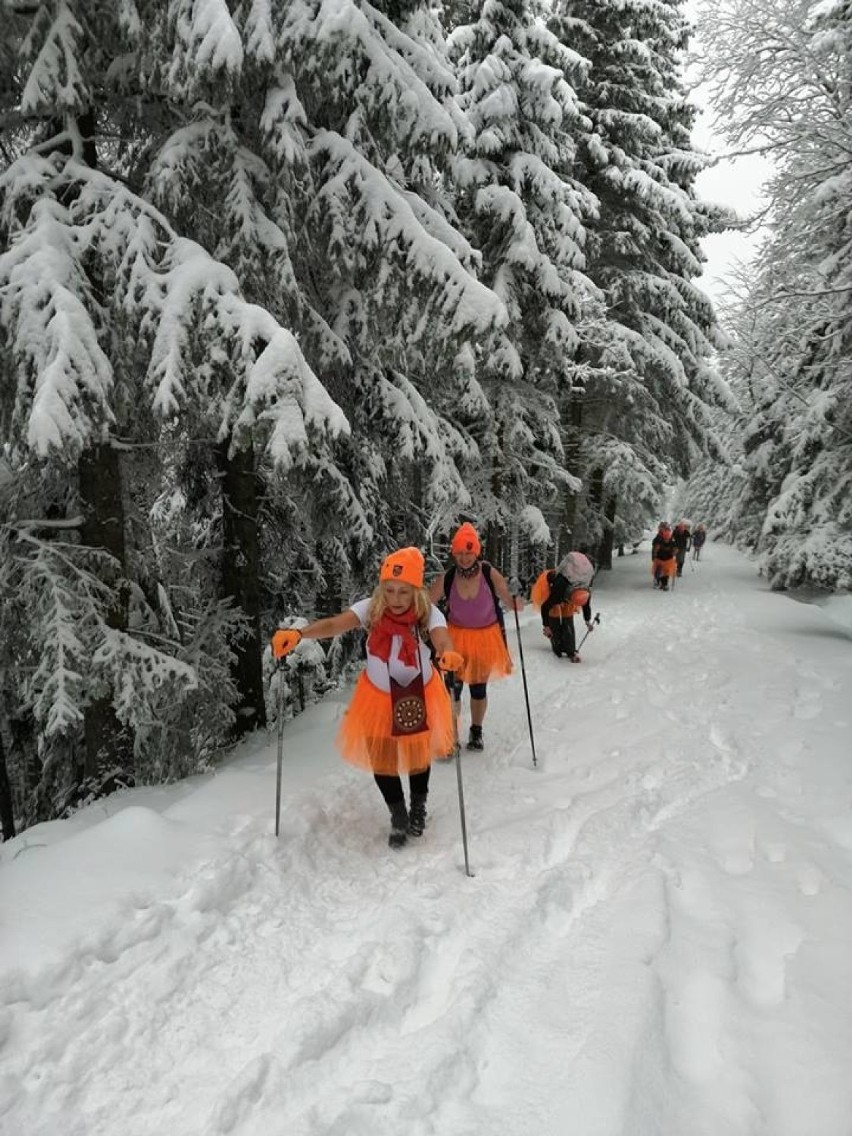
[651,522,678,590]
[692,523,707,561]
[535,550,596,662]
[428,522,520,752]
[271,547,463,849]
[673,520,692,577]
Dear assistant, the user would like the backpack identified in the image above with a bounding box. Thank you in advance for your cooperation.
[443,562,507,642]
[533,568,590,619]
[556,551,594,588]
[530,569,554,609]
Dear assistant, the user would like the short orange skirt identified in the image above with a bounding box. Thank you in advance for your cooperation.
[448,622,513,686]
[336,670,454,776]
[652,558,677,578]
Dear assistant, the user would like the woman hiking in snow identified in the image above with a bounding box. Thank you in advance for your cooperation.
[271,547,463,849]
[692,523,707,561]
[651,522,678,590]
[672,520,692,577]
[533,549,596,662]
[428,522,520,752]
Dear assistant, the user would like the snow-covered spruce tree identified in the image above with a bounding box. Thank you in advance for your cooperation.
[136,0,508,599]
[691,0,852,589]
[0,4,348,824]
[547,0,730,564]
[445,0,601,562]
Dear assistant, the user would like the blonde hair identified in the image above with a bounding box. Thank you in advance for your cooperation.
[365,582,431,634]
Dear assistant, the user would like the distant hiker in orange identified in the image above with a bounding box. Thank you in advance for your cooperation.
[428,522,521,752]
[533,550,595,662]
[651,523,677,590]
[271,547,462,849]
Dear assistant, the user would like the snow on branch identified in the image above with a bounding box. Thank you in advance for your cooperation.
[311,130,507,337]
[167,0,243,95]
[283,0,459,148]
[0,166,115,458]
[19,1,88,116]
[1,151,349,466]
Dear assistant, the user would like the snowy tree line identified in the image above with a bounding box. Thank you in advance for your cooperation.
[0,0,726,837]
[679,0,852,592]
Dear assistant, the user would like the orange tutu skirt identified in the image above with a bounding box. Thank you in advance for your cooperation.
[652,558,677,579]
[448,622,513,686]
[336,670,454,775]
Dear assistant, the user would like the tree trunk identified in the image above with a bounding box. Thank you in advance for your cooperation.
[0,732,15,842]
[79,442,132,782]
[218,438,267,736]
[586,466,604,554]
[560,395,584,553]
[597,493,617,570]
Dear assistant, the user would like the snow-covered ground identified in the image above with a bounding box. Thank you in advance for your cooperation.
[3,543,852,1136]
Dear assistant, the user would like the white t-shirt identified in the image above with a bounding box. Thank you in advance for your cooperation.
[350,599,446,693]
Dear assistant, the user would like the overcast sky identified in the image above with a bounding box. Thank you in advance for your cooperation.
[686,0,774,311]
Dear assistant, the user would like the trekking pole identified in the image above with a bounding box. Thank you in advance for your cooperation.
[577,612,601,652]
[446,671,473,877]
[511,597,538,769]
[274,665,286,837]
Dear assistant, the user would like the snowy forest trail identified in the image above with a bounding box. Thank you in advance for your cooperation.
[3,544,852,1136]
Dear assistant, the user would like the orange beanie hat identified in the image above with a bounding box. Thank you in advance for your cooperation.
[379,546,425,588]
[451,522,481,556]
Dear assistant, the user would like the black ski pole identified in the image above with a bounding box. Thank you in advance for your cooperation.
[577,611,601,652]
[446,671,473,877]
[274,665,285,837]
[511,597,538,768]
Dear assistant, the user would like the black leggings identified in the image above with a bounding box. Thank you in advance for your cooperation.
[374,768,431,806]
[450,679,487,701]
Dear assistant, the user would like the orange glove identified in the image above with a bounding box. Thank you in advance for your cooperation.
[436,650,464,673]
[271,628,302,659]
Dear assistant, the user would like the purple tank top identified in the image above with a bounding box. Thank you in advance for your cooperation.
[449,572,496,628]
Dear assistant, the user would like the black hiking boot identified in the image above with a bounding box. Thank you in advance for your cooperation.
[467,725,484,751]
[388,802,409,849]
[408,795,428,837]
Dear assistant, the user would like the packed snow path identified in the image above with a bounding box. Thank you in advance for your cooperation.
[3,545,852,1136]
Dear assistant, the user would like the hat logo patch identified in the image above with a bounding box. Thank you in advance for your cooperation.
[392,564,403,577]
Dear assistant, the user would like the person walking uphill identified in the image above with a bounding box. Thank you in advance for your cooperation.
[692,523,707,561]
[535,550,595,662]
[428,522,521,752]
[651,523,677,590]
[673,520,691,577]
[271,548,463,849]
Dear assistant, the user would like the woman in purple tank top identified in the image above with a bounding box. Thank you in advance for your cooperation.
[428,523,522,751]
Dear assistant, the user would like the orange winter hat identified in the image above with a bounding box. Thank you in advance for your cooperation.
[451,522,481,556]
[379,546,425,588]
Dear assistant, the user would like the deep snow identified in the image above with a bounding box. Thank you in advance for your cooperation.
[2,543,852,1136]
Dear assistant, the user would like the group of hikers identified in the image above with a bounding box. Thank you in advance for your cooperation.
[270,523,599,849]
[271,518,709,849]
[650,519,707,590]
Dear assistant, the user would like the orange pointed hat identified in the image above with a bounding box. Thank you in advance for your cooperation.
[379,546,425,588]
[451,522,481,556]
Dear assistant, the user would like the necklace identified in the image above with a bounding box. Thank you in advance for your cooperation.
[456,561,481,579]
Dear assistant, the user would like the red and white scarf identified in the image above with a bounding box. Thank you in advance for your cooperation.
[367,608,421,667]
